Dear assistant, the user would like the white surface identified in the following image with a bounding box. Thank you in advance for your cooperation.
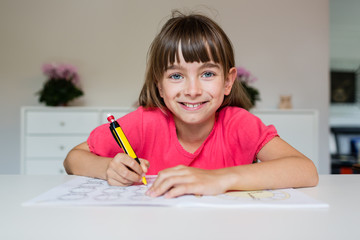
[23,175,328,208]
[0,174,358,240]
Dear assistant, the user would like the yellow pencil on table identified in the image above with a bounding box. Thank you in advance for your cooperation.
[107,114,147,185]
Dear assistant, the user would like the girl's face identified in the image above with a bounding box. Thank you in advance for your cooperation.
[158,50,236,128]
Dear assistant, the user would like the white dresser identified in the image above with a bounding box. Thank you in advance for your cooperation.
[252,109,319,169]
[21,107,319,174]
[20,106,132,174]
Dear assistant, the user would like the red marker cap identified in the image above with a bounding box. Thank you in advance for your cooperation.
[107,114,115,123]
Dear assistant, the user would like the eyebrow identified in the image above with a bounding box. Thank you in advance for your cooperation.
[166,62,221,71]
[200,62,221,70]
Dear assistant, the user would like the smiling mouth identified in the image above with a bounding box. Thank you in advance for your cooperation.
[180,102,207,108]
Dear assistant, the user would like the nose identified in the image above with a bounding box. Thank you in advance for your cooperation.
[184,78,202,97]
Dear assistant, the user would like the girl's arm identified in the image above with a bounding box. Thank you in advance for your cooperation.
[64,142,149,186]
[226,136,319,190]
[146,137,318,198]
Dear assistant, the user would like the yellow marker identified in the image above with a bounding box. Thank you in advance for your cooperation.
[107,114,147,185]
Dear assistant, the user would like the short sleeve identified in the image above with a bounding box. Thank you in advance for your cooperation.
[240,112,278,159]
[221,107,279,162]
[253,123,278,156]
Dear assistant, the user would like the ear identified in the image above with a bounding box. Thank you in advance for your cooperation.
[157,82,164,98]
[224,67,237,95]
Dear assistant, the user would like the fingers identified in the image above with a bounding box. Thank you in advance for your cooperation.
[146,166,227,198]
[163,183,199,199]
[106,167,134,186]
[106,153,146,186]
[150,165,186,189]
[139,158,150,174]
[146,165,195,198]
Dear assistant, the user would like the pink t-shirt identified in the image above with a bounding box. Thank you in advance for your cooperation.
[88,106,278,175]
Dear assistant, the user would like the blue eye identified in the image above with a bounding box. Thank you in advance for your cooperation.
[202,72,215,78]
[170,73,183,80]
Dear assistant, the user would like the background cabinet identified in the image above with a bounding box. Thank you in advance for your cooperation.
[252,109,319,169]
[21,107,319,174]
[20,107,132,174]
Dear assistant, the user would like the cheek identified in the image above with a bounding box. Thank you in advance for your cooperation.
[207,82,227,97]
[161,83,181,98]
[164,90,180,100]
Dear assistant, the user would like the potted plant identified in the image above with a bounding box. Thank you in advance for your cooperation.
[37,63,84,106]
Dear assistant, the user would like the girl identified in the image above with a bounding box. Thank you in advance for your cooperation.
[64,11,318,199]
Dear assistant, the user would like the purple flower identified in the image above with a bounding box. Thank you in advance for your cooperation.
[42,63,58,79]
[236,66,257,84]
[42,63,80,85]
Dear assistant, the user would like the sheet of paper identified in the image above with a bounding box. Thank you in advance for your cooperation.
[23,176,328,208]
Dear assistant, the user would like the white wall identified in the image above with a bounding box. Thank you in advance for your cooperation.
[330,0,360,68]
[0,0,330,174]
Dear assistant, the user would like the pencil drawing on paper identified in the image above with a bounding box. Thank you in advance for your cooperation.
[218,190,290,201]
[58,176,155,202]
[23,176,328,208]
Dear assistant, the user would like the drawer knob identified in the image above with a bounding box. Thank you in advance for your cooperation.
[59,169,65,174]
[59,121,65,127]
[59,145,65,150]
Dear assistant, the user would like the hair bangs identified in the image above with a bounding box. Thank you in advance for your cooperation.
[163,21,222,70]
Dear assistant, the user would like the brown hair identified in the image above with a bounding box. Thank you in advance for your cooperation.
[138,11,252,110]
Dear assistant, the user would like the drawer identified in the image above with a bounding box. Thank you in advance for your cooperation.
[25,160,66,175]
[26,111,99,134]
[25,136,87,158]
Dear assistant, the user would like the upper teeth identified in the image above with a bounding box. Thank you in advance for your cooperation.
[184,103,201,108]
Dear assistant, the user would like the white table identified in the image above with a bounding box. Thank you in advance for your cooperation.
[0,174,359,240]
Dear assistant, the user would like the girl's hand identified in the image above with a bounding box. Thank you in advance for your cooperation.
[106,153,149,186]
[146,165,229,198]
